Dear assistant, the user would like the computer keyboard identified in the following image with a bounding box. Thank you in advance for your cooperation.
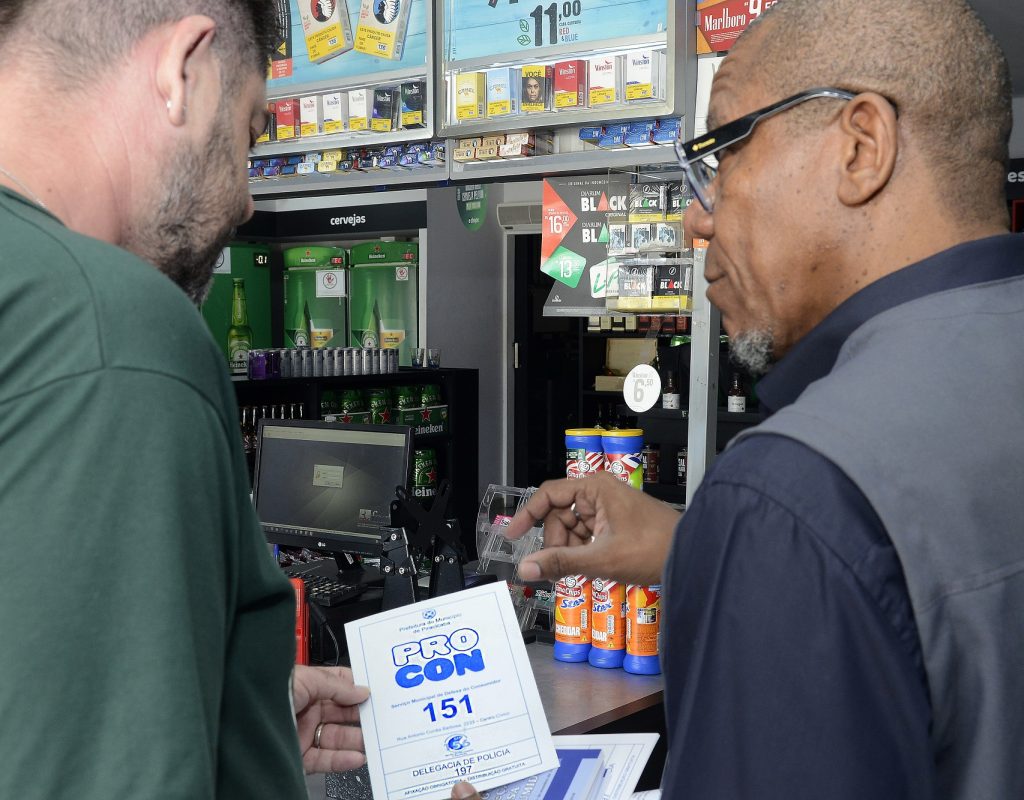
[284,569,365,607]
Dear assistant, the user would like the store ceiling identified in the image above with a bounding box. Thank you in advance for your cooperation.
[970,0,1024,95]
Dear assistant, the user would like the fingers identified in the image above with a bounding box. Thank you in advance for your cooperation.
[451,782,482,800]
[518,539,609,583]
[505,477,599,543]
[302,722,366,774]
[293,665,369,715]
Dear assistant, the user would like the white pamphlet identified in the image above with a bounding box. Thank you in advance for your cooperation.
[345,582,559,800]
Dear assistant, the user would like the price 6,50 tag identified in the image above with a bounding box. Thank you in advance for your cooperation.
[624,364,662,413]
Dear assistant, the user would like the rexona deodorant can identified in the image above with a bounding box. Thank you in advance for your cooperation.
[553,576,592,662]
[624,584,662,675]
[589,578,626,669]
[602,429,644,489]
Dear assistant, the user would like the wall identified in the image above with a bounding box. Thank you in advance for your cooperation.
[425,185,507,497]
[1011,97,1024,158]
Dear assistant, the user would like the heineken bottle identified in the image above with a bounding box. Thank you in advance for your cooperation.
[285,273,310,348]
[227,278,253,375]
[413,448,438,500]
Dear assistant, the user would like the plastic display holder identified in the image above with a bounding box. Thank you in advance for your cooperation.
[476,484,554,633]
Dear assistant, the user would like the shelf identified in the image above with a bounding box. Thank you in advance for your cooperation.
[582,389,624,397]
[716,409,762,424]
[250,164,449,198]
[635,407,689,420]
[252,127,435,158]
[643,482,687,504]
[581,330,689,338]
[449,145,681,181]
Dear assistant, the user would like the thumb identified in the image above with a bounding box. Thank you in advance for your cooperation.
[451,782,481,800]
[520,544,602,582]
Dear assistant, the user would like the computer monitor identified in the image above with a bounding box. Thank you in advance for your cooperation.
[252,420,413,560]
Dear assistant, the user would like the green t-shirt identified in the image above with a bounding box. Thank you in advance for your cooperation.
[0,188,307,798]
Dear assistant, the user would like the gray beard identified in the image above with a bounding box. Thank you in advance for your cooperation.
[730,328,774,377]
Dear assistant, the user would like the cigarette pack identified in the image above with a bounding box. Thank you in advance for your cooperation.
[347,89,370,132]
[455,72,486,121]
[475,145,501,160]
[629,182,667,219]
[302,152,322,163]
[506,131,553,153]
[452,147,478,162]
[498,143,533,159]
[457,137,483,149]
[274,98,298,140]
[296,161,317,175]
[579,126,604,143]
[625,49,666,102]
[520,65,552,112]
[255,102,275,143]
[625,130,655,147]
[371,88,397,132]
[554,59,588,109]
[655,222,680,249]
[596,131,627,148]
[630,223,653,251]
[322,91,345,134]
[608,222,628,254]
[481,135,506,148]
[400,81,426,128]
[589,55,623,106]
[299,95,321,137]
[317,160,338,173]
[299,0,354,63]
[486,67,519,117]
[354,0,411,60]
[321,149,345,162]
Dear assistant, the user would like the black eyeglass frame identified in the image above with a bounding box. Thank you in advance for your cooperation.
[675,87,859,212]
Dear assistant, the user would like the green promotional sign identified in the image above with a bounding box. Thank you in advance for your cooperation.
[456,184,488,231]
[200,244,272,368]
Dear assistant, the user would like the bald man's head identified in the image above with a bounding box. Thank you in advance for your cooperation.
[737,0,1011,225]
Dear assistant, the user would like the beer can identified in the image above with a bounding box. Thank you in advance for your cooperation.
[421,384,442,407]
[280,349,292,379]
[267,349,281,379]
[368,388,390,424]
[387,348,398,374]
[340,389,365,413]
[313,348,325,377]
[641,445,660,484]
[395,386,419,410]
[565,428,604,479]
[332,348,344,377]
[371,348,381,375]
[413,448,438,499]
[360,348,373,376]
[300,348,313,378]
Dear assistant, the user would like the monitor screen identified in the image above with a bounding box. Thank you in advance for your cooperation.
[253,421,412,557]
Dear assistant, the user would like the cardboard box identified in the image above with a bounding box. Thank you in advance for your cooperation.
[455,72,486,120]
[347,89,370,131]
[589,55,623,106]
[275,98,298,140]
[371,88,397,132]
[299,0,354,62]
[498,143,532,159]
[398,405,449,436]
[322,92,345,133]
[579,126,604,143]
[521,65,553,112]
[400,81,426,128]
[481,135,507,148]
[554,59,588,109]
[457,137,483,149]
[594,375,626,392]
[354,0,411,60]
[486,68,519,117]
[300,95,321,137]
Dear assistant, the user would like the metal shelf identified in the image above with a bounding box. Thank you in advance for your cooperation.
[442,100,675,139]
[448,144,680,181]
[251,127,435,158]
[250,165,449,198]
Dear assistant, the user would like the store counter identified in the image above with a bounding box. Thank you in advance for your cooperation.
[304,641,665,799]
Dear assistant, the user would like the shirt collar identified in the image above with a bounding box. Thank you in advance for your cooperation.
[757,233,1024,416]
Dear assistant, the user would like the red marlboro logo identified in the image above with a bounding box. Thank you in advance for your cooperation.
[697,0,761,53]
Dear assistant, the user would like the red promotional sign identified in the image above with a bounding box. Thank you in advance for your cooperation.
[697,0,778,54]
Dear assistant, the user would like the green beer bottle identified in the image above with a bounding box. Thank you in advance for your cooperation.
[227,278,253,375]
[413,449,438,499]
[285,273,310,348]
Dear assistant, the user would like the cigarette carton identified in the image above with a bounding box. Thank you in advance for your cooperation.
[300,95,321,137]
[354,0,411,60]
[554,59,588,109]
[371,87,397,132]
[299,0,354,63]
[322,92,345,134]
[455,72,486,121]
[347,89,370,131]
[274,98,298,140]
[486,68,519,117]
[625,49,665,102]
[475,145,501,160]
[520,65,553,112]
[452,147,478,162]
[400,81,426,128]
[589,55,623,106]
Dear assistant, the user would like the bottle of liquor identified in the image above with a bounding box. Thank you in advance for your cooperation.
[594,403,606,430]
[227,279,253,375]
[727,373,746,413]
[661,371,680,409]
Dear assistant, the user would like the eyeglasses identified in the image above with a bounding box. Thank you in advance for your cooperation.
[675,87,857,213]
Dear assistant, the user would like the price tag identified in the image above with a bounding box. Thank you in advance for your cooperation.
[444,0,668,62]
[624,363,661,413]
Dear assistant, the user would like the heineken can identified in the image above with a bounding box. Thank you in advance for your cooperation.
[300,348,313,378]
[342,348,355,376]
[340,389,365,413]
[360,348,373,376]
[368,388,390,425]
[395,386,419,410]
[313,348,325,377]
[350,348,362,376]
[280,349,292,379]
[332,347,345,377]
[322,348,334,377]
[413,448,438,500]
[386,348,399,374]
[267,349,281,379]
[421,384,441,407]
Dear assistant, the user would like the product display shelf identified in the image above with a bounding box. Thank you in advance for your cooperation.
[448,144,680,181]
[233,367,480,558]
[249,164,450,198]
[252,127,435,158]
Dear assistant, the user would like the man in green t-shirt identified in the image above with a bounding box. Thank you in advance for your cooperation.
[0,2,368,796]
